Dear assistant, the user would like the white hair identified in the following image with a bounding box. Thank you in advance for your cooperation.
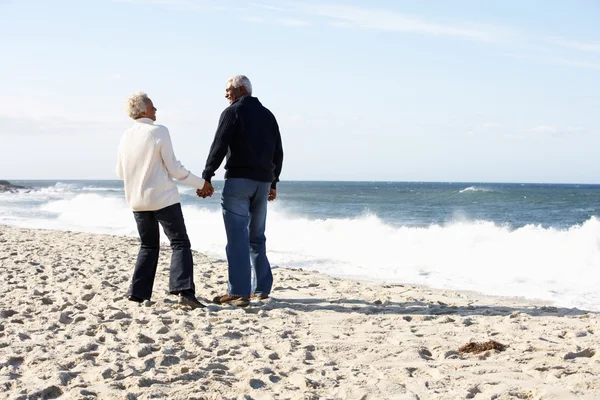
[125,92,150,119]
[227,75,252,95]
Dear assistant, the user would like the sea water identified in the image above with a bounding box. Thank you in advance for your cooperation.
[2,180,600,310]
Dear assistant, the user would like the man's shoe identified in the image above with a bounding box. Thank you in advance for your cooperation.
[178,292,206,309]
[250,293,269,300]
[212,294,250,307]
[128,295,145,303]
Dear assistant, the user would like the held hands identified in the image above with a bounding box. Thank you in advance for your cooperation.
[196,182,274,201]
[196,181,214,198]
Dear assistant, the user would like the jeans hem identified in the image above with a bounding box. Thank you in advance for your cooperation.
[127,292,151,300]
[227,292,250,298]
[169,286,194,294]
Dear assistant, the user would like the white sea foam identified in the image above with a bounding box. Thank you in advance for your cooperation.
[459,186,494,193]
[0,183,78,203]
[48,182,82,192]
[2,192,600,310]
[84,187,123,192]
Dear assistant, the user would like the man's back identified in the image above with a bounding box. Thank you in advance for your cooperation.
[202,96,283,187]
[226,96,279,178]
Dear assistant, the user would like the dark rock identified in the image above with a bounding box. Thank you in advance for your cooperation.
[0,180,27,193]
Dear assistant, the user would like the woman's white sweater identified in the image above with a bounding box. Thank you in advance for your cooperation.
[116,118,204,211]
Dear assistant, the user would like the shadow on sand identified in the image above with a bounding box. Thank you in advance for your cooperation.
[244,296,596,318]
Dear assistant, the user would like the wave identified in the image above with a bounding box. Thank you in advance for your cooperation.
[0,183,125,205]
[51,182,82,191]
[84,187,123,192]
[3,192,600,310]
[0,183,84,205]
[459,186,496,193]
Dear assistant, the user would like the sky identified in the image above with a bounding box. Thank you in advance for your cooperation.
[1,0,599,183]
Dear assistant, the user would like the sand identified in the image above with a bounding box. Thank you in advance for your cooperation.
[1,224,599,399]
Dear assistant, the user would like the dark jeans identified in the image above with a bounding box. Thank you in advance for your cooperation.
[128,202,195,300]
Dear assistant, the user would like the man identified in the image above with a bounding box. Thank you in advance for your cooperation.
[117,92,206,309]
[198,75,283,307]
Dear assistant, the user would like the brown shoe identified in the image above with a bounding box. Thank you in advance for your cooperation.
[178,292,206,309]
[212,294,250,307]
[250,293,269,300]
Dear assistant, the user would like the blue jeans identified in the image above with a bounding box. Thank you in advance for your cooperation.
[222,178,273,298]
[128,203,195,300]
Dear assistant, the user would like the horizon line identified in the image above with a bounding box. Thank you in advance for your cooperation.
[4,178,600,186]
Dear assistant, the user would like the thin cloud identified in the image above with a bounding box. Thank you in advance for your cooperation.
[0,116,123,136]
[250,2,288,12]
[481,122,500,129]
[553,58,600,70]
[554,38,600,53]
[276,18,311,27]
[112,0,211,11]
[295,3,511,43]
[503,52,600,71]
[328,20,352,28]
[464,122,500,136]
[527,125,559,134]
[241,16,265,23]
[112,0,599,69]
[240,16,309,27]
[522,125,585,138]
[114,0,195,4]
[115,0,510,42]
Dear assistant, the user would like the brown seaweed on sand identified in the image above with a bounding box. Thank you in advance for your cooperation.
[459,340,507,354]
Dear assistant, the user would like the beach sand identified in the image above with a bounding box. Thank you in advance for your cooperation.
[1,224,599,399]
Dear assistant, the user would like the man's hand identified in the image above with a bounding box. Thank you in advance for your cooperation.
[268,188,277,201]
[196,181,214,198]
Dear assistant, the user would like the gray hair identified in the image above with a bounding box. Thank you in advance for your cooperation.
[227,75,252,95]
[125,92,150,119]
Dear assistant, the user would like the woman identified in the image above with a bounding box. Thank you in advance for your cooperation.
[116,92,206,309]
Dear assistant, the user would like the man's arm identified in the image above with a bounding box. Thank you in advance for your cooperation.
[202,108,237,182]
[271,120,284,190]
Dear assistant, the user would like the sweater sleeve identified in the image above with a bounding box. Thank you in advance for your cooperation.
[271,120,284,190]
[157,126,205,189]
[116,143,124,180]
[202,108,237,182]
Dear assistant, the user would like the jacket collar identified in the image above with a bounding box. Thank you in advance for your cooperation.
[135,118,154,125]
[231,95,259,106]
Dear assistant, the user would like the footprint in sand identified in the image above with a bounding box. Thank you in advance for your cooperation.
[564,348,595,360]
[157,355,180,367]
[130,344,153,358]
[137,333,155,344]
[81,292,95,301]
[59,312,73,324]
[418,347,433,360]
[0,310,18,318]
[249,378,266,389]
[155,326,169,335]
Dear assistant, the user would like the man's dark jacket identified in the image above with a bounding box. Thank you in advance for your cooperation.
[202,96,283,189]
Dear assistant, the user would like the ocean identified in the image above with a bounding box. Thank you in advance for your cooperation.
[2,180,600,311]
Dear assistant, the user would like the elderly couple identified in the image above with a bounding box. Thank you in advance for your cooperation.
[116,75,283,309]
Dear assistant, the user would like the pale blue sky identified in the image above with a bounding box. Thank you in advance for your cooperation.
[1,0,599,183]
